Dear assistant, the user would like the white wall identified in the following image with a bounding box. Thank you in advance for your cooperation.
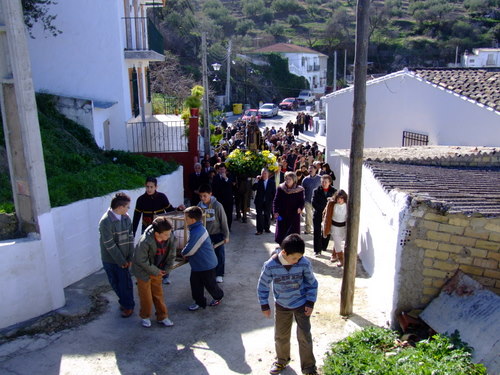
[27,0,131,150]
[0,168,183,329]
[325,72,500,151]
[331,155,411,325]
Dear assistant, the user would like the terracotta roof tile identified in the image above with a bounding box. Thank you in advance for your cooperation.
[412,68,500,112]
[251,43,327,56]
[366,161,500,216]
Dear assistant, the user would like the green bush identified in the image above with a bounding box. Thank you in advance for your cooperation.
[322,327,486,375]
[0,94,178,213]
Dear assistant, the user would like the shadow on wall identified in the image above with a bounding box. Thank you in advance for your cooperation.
[359,227,375,276]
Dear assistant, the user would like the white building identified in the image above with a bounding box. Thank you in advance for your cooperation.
[462,48,500,68]
[322,68,500,151]
[27,0,165,150]
[251,43,328,95]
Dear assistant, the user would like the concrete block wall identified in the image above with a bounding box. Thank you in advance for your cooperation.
[406,208,500,306]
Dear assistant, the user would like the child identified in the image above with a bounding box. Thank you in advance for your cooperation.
[131,216,176,328]
[182,206,224,311]
[197,184,230,283]
[98,192,135,317]
[257,234,318,375]
[321,190,348,266]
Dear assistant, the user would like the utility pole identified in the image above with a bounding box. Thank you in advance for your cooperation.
[225,39,232,107]
[340,0,370,316]
[333,50,337,92]
[201,32,210,156]
[0,0,51,234]
[344,49,347,83]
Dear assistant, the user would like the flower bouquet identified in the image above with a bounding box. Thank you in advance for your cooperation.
[226,149,279,178]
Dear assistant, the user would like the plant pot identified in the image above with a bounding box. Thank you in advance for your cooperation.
[190,108,199,117]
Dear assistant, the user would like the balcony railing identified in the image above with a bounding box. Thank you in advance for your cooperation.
[307,64,321,72]
[127,120,188,152]
[123,17,163,55]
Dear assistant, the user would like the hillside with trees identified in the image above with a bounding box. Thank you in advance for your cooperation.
[148,0,499,104]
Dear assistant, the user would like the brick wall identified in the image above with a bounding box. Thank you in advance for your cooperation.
[406,208,500,306]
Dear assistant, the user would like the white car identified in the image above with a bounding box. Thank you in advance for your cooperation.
[259,103,279,117]
[297,90,315,105]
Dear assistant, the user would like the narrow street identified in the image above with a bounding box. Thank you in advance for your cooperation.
[0,206,386,375]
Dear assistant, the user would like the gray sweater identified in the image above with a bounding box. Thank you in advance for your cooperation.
[198,196,230,239]
[99,209,134,266]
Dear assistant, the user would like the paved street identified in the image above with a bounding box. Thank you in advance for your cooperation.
[0,208,385,375]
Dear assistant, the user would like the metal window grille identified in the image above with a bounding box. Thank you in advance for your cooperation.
[402,131,428,146]
[127,121,188,152]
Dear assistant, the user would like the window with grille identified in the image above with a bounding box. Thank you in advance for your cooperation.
[402,131,428,146]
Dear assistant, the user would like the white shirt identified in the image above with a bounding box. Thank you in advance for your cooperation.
[333,203,347,222]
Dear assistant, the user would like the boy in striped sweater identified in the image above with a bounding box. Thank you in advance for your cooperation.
[257,234,318,375]
[182,206,224,311]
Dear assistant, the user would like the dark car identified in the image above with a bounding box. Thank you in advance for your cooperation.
[279,97,298,110]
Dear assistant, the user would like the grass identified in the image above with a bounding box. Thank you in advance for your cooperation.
[0,94,178,212]
[322,327,486,375]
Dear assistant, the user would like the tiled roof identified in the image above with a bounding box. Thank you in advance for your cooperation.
[366,161,500,216]
[412,68,500,112]
[251,43,327,56]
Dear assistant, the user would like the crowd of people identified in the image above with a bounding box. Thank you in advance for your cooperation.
[96,114,348,375]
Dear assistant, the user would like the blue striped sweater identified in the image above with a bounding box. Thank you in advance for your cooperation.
[257,254,318,310]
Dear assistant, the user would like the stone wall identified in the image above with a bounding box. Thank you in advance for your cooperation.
[403,204,500,307]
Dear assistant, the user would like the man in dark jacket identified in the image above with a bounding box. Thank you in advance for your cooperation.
[188,162,207,206]
[211,162,234,230]
[253,168,277,235]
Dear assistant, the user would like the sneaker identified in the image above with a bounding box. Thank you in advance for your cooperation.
[216,276,224,283]
[314,252,321,257]
[158,318,174,327]
[141,318,151,328]
[188,303,201,311]
[209,298,222,307]
[162,277,171,285]
[121,309,134,318]
[269,361,288,374]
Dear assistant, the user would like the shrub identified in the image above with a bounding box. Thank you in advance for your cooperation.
[287,15,301,27]
[322,327,486,375]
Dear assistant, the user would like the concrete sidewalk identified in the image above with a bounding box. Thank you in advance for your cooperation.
[0,209,386,375]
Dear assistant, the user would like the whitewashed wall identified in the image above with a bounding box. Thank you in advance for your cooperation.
[324,71,500,151]
[0,168,183,330]
[331,155,411,325]
[27,0,131,150]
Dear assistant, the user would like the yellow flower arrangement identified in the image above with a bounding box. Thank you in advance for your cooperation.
[226,149,279,177]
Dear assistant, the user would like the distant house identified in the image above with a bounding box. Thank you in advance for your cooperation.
[322,68,500,151]
[331,146,500,326]
[27,0,172,151]
[251,43,328,95]
[462,48,500,68]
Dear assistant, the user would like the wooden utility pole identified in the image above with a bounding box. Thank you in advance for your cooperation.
[225,39,232,107]
[340,0,370,316]
[201,32,211,156]
[0,0,51,234]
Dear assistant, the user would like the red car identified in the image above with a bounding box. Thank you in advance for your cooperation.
[279,97,298,110]
[241,109,261,123]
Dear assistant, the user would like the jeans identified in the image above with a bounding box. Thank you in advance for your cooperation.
[103,262,135,310]
[210,233,225,277]
[304,202,313,233]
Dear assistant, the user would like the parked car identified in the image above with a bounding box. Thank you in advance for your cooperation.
[297,90,315,105]
[279,97,298,110]
[241,109,261,123]
[259,103,279,117]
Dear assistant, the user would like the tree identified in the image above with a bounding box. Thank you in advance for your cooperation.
[149,52,196,99]
[22,0,61,37]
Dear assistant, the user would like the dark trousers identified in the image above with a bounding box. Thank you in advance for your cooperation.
[103,262,135,310]
[313,215,330,254]
[221,201,233,230]
[255,201,272,232]
[275,304,316,373]
[190,268,224,308]
[210,233,225,277]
